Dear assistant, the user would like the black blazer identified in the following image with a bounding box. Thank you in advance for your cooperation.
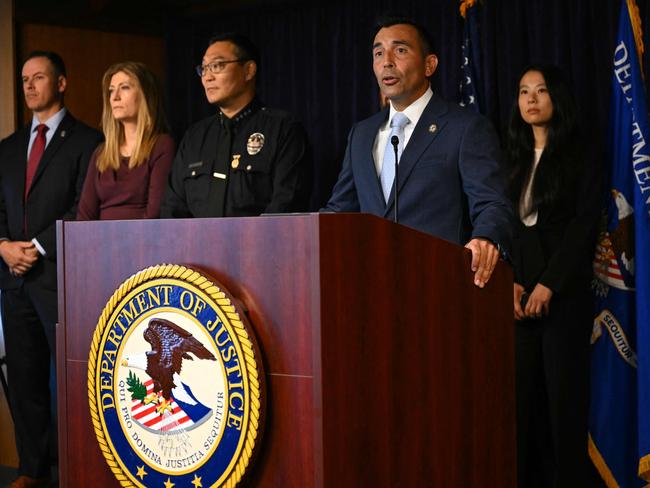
[512,154,602,295]
[0,112,102,290]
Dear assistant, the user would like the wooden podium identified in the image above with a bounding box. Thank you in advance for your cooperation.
[56,213,515,487]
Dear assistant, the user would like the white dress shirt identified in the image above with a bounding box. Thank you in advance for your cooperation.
[373,87,433,176]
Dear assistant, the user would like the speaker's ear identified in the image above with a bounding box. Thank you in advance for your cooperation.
[425,54,438,78]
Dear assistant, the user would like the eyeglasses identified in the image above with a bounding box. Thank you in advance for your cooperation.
[195,59,248,77]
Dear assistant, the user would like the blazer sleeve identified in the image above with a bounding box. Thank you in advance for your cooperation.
[458,115,514,255]
[0,137,9,239]
[538,158,602,293]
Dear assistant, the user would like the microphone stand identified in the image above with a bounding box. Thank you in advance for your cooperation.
[391,135,399,224]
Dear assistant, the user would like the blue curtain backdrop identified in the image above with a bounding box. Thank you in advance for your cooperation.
[163,0,650,210]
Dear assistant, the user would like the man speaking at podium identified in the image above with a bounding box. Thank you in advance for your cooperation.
[323,16,512,288]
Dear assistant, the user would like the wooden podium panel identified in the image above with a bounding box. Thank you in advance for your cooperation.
[57,213,515,487]
[316,216,514,486]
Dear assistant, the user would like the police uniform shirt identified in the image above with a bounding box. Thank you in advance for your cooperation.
[161,99,311,218]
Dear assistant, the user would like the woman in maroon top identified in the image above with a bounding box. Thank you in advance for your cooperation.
[77,61,174,220]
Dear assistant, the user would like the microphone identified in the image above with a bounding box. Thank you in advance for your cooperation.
[390,135,399,224]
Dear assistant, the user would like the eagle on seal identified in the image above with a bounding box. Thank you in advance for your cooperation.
[122,318,218,415]
[121,318,217,421]
[141,318,217,403]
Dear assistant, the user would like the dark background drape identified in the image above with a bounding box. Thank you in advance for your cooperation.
[164,0,650,210]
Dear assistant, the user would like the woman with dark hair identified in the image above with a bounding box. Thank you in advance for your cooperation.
[77,61,174,220]
[506,65,600,487]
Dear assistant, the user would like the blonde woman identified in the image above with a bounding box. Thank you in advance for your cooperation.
[77,61,174,220]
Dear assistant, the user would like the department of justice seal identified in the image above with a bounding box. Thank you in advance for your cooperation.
[88,264,264,487]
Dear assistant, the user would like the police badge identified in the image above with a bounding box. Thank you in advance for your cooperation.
[88,264,264,487]
[246,133,265,155]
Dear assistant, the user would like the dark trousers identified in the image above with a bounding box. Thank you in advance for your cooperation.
[2,284,58,479]
[515,291,592,488]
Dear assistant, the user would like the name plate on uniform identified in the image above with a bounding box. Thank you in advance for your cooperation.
[88,264,264,487]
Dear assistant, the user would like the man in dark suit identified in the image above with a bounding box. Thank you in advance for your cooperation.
[0,51,101,488]
[323,17,513,288]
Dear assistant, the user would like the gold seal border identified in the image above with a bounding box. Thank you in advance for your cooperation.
[87,264,262,488]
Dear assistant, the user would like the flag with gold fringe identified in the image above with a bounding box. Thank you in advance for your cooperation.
[459,0,483,113]
[589,0,650,486]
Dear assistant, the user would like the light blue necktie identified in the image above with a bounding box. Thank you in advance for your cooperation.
[380,112,410,202]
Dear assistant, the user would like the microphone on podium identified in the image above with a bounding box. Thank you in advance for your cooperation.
[390,135,399,224]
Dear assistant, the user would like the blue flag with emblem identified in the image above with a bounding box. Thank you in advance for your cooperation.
[589,1,650,486]
[459,0,482,113]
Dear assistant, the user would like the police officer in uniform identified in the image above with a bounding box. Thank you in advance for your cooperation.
[161,33,311,218]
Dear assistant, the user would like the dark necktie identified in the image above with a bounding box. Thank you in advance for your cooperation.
[24,124,48,234]
[25,124,49,201]
[210,117,233,217]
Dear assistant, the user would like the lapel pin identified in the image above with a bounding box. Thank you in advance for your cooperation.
[428,124,437,133]
[60,130,66,137]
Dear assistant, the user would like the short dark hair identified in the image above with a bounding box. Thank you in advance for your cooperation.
[207,32,260,69]
[374,15,435,56]
[24,50,67,78]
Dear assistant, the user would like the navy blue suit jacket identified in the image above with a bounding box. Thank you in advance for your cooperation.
[324,94,513,253]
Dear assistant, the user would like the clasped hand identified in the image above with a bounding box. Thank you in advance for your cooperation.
[514,282,553,320]
[0,240,39,277]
